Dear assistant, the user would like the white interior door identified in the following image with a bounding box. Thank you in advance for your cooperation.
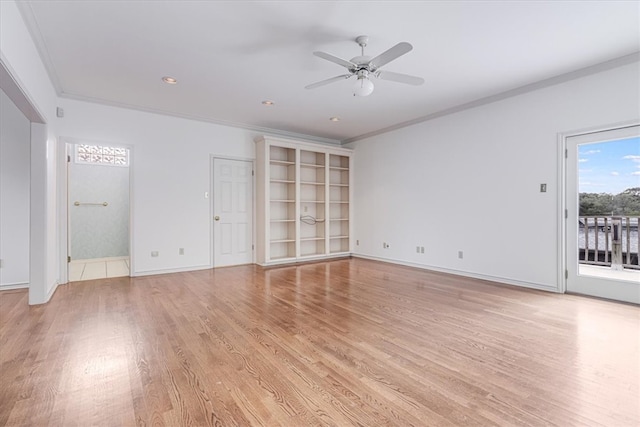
[565,125,640,304]
[213,158,253,267]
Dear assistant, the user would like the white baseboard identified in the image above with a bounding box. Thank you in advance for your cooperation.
[132,264,212,277]
[352,253,560,293]
[45,281,59,301]
[28,280,60,305]
[0,282,29,291]
[257,253,351,267]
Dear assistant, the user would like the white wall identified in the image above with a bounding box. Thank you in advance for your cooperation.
[0,88,30,287]
[56,99,263,275]
[348,61,640,291]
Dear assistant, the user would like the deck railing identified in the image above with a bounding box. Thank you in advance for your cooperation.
[579,216,639,270]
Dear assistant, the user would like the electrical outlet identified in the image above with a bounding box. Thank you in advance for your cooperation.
[421,246,425,254]
[383,242,390,249]
[416,246,420,253]
[458,251,463,259]
[540,183,547,193]
[179,248,184,255]
[356,240,359,246]
[151,251,159,257]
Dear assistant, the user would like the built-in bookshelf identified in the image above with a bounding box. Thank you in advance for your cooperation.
[299,150,327,258]
[329,154,350,254]
[269,146,296,261]
[255,137,352,266]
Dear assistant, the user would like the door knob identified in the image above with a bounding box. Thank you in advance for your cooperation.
[214,216,220,221]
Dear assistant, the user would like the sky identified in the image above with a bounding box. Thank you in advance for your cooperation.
[579,136,640,194]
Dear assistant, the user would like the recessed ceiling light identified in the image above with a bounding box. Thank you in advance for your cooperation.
[262,100,275,106]
[329,117,340,122]
[162,76,177,84]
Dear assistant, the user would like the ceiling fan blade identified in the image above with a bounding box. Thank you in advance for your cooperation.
[368,42,413,70]
[375,70,424,86]
[313,51,356,69]
[305,74,353,90]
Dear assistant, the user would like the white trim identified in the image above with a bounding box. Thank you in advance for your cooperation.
[30,280,60,305]
[353,254,559,293]
[557,133,567,294]
[255,135,352,154]
[256,252,350,267]
[132,264,212,277]
[0,283,29,291]
[57,140,68,285]
[45,281,59,303]
[128,145,136,276]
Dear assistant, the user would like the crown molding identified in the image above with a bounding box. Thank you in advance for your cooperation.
[15,0,63,96]
[341,52,640,145]
[58,91,342,146]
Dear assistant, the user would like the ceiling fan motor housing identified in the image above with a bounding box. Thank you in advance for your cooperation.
[350,56,373,71]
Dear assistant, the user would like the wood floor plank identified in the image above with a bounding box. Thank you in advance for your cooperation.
[1,258,638,426]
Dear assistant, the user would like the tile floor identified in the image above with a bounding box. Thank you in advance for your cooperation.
[69,257,130,282]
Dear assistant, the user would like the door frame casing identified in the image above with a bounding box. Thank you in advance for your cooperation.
[209,155,256,268]
[557,119,640,295]
[58,137,134,283]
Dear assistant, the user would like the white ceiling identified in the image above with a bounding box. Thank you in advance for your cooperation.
[17,1,640,144]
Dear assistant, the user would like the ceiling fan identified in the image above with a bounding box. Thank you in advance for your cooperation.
[305,35,424,97]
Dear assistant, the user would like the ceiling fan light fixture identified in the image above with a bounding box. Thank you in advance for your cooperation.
[353,76,374,97]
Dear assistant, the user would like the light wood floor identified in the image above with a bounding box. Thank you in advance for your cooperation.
[1,258,638,426]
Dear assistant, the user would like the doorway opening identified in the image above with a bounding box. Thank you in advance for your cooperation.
[67,143,131,281]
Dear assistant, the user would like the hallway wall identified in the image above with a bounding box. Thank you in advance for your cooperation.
[0,88,30,287]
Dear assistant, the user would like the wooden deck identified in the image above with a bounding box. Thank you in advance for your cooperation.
[1,258,638,426]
